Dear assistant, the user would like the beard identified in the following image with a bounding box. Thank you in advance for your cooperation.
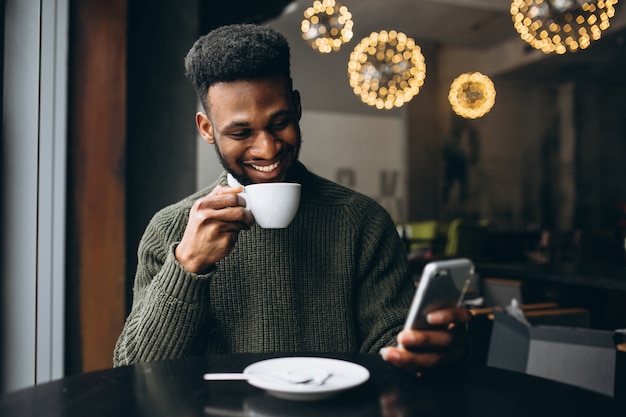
[212,133,302,186]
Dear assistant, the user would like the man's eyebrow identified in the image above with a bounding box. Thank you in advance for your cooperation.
[224,121,250,129]
[270,109,292,119]
[223,110,293,129]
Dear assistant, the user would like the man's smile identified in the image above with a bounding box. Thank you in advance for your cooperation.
[250,161,280,173]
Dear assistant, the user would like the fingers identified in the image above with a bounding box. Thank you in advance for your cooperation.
[196,185,243,209]
[380,306,471,373]
[398,324,468,350]
[380,340,467,372]
[383,325,469,371]
[175,186,255,274]
[212,184,243,196]
[424,306,472,327]
[193,186,255,227]
[380,346,446,370]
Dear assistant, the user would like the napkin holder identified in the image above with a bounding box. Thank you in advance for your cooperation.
[487,311,617,397]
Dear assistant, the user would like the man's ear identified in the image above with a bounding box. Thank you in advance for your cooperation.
[292,90,302,121]
[196,112,214,144]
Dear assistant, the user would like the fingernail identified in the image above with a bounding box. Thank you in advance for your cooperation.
[400,330,417,344]
[379,347,400,361]
[426,312,440,324]
[426,313,434,324]
[379,347,389,360]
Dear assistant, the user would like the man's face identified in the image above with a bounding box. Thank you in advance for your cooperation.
[196,77,302,185]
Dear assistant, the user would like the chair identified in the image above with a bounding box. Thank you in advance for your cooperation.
[444,218,489,260]
[401,220,448,256]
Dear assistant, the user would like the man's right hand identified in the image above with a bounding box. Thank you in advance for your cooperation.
[175,185,255,274]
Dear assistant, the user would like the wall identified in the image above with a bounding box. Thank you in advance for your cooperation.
[299,111,407,220]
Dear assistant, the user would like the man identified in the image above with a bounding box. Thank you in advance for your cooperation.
[114,24,470,372]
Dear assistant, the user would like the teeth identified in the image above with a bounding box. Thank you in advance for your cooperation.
[251,161,279,173]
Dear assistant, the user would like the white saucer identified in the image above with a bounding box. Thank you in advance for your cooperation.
[243,357,370,401]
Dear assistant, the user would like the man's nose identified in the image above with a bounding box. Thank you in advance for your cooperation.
[250,131,281,158]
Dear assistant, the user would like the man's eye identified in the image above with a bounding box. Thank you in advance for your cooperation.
[271,120,290,131]
[230,129,251,139]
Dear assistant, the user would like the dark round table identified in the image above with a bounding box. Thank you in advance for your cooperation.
[1,353,622,417]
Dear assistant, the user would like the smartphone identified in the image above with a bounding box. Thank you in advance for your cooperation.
[402,258,474,331]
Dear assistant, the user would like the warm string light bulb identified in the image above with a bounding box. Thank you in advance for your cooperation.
[510,0,618,54]
[448,72,496,119]
[301,0,354,53]
[347,30,426,110]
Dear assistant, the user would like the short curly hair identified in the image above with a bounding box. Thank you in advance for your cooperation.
[184,24,292,108]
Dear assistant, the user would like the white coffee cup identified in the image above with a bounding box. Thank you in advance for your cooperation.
[241,182,301,228]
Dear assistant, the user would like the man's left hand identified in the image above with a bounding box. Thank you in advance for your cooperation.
[380,306,472,373]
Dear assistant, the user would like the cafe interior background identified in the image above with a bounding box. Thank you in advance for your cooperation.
[2,0,626,394]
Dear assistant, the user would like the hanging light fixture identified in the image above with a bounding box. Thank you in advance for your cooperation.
[448,72,496,119]
[510,0,619,55]
[301,0,354,53]
[347,30,426,110]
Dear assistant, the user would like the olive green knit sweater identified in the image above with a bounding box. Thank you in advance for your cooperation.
[113,164,414,366]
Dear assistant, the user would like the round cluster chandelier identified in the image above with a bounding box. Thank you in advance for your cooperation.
[347,30,426,110]
[301,0,354,53]
[510,0,619,55]
[448,72,496,119]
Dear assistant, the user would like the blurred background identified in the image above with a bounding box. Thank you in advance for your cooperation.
[2,0,626,393]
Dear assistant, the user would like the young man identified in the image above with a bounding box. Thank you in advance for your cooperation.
[114,24,470,372]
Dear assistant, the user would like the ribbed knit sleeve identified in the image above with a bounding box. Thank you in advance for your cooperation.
[113,188,217,367]
[352,202,414,352]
